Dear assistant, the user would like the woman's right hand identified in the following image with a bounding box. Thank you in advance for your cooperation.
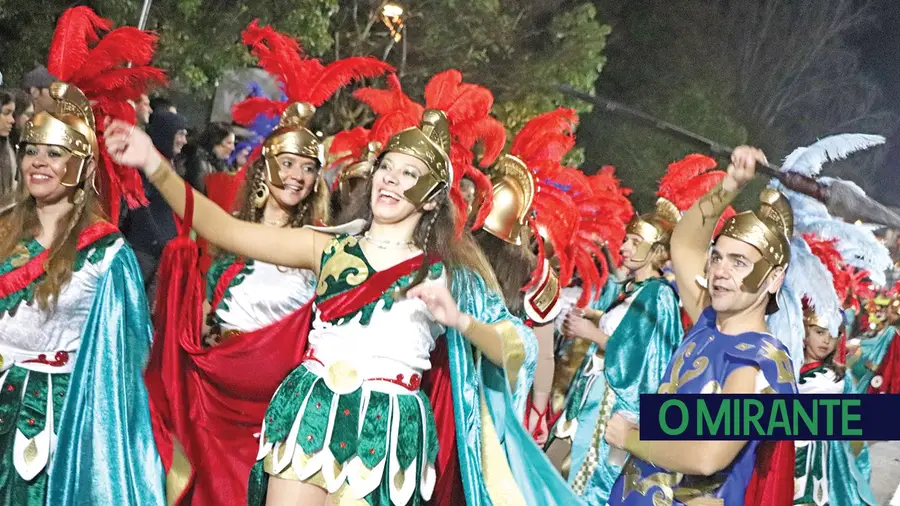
[105,119,163,175]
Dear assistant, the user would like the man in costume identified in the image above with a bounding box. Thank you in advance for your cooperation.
[603,146,799,506]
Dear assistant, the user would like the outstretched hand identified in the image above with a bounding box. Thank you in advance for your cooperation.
[104,119,163,175]
[407,284,465,331]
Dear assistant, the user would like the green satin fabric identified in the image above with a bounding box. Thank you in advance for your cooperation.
[45,246,165,505]
[568,278,683,505]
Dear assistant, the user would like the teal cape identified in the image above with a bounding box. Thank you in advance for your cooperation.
[795,368,877,506]
[448,267,586,505]
[850,326,897,393]
[46,245,166,505]
[561,278,683,505]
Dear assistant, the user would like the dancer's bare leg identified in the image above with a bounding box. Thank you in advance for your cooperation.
[266,478,327,506]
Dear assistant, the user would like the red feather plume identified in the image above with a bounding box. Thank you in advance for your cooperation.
[658,153,723,211]
[233,20,392,125]
[46,6,167,223]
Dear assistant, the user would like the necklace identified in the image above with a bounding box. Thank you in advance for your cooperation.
[363,232,414,249]
[264,218,289,227]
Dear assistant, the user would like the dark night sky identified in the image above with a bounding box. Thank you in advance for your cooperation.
[851,0,900,201]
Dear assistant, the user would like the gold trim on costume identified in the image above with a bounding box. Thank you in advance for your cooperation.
[658,343,709,394]
[761,341,795,384]
[479,390,529,506]
[316,236,370,296]
[166,438,193,506]
[621,459,681,506]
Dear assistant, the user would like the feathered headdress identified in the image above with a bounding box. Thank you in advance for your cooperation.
[232,20,393,126]
[46,6,167,222]
[332,70,506,234]
[657,153,736,231]
[769,134,891,285]
[766,134,891,375]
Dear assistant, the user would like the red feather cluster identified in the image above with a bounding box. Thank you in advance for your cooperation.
[563,166,633,307]
[657,153,738,236]
[232,20,393,128]
[803,233,874,312]
[333,70,506,235]
[46,6,167,223]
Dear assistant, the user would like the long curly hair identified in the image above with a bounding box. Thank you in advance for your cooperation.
[233,157,331,227]
[0,157,103,311]
[337,171,499,295]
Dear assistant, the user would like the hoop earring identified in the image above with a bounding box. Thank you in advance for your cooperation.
[252,180,269,209]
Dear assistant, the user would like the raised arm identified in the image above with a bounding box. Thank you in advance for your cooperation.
[671,146,766,322]
[105,120,329,271]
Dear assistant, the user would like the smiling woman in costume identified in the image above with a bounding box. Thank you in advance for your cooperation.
[107,93,557,505]
[0,7,166,505]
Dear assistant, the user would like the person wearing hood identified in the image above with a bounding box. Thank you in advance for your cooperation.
[120,110,188,295]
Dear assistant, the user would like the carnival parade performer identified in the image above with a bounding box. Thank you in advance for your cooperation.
[472,108,625,447]
[603,147,799,506]
[754,132,892,506]
[553,155,734,503]
[0,7,166,505]
[143,21,392,506]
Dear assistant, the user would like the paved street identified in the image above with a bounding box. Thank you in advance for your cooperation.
[871,440,900,505]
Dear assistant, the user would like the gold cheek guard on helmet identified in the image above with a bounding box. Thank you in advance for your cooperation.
[482,154,535,246]
[20,82,97,187]
[714,188,793,296]
[261,102,321,188]
[625,198,680,263]
[382,109,452,209]
[338,141,381,200]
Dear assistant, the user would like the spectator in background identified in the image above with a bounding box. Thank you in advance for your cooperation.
[21,65,55,113]
[176,122,234,193]
[135,93,152,129]
[150,96,177,114]
[120,109,189,296]
[0,89,16,197]
[10,89,33,146]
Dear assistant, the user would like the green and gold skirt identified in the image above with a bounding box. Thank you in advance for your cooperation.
[250,361,439,506]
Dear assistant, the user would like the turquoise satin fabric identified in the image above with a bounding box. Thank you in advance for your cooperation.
[448,268,585,505]
[850,326,896,393]
[46,246,166,505]
[569,279,683,504]
[821,378,878,506]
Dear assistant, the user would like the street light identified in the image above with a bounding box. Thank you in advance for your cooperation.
[381,2,405,42]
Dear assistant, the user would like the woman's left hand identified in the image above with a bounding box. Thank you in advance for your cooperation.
[407,284,465,331]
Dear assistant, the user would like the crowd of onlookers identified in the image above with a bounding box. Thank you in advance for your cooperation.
[0,64,256,297]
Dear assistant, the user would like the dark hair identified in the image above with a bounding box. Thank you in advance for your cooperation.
[0,90,15,196]
[197,123,232,152]
[233,157,330,226]
[475,230,536,314]
[0,89,13,114]
[337,166,499,295]
[149,96,174,112]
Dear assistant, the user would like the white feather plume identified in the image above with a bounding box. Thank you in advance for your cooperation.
[767,237,843,378]
[780,133,885,177]
[768,133,891,286]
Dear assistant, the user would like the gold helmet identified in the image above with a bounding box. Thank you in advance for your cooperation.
[803,305,836,336]
[20,82,98,187]
[382,109,452,208]
[625,198,681,263]
[338,140,381,200]
[260,102,321,188]
[482,154,535,245]
[716,188,793,309]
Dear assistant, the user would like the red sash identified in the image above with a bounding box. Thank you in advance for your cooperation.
[0,221,119,300]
